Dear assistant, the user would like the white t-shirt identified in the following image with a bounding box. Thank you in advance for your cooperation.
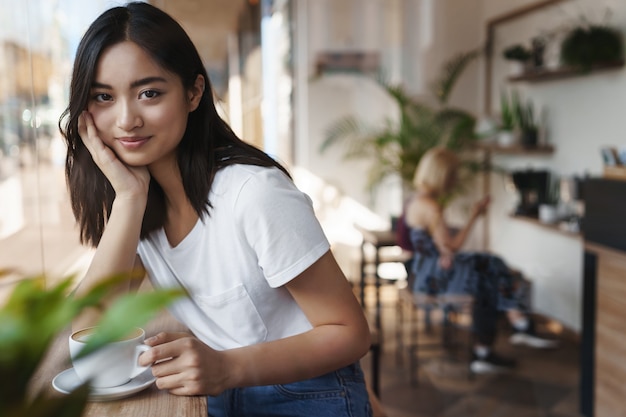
[137,165,330,350]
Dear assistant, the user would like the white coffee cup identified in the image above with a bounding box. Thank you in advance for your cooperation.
[69,326,151,388]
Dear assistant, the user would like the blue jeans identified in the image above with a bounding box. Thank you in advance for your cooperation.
[207,362,372,417]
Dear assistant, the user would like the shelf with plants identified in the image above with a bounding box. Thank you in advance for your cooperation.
[497,5,625,85]
[476,142,554,155]
[508,59,625,83]
[487,88,552,154]
[509,213,581,238]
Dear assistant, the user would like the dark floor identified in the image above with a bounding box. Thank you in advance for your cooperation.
[358,284,583,417]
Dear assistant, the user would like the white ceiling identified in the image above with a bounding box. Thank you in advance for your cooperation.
[154,0,249,67]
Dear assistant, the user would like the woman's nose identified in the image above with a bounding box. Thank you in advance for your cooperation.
[116,101,143,131]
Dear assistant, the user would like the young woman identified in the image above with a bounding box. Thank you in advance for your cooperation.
[404,146,557,374]
[60,3,372,415]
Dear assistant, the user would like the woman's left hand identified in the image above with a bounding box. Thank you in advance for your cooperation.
[438,253,453,270]
[140,332,230,396]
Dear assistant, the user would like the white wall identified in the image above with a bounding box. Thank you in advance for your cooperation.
[423,0,484,110]
[306,74,400,219]
[480,0,626,332]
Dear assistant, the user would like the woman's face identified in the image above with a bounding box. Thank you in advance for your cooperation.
[444,167,458,193]
[86,41,203,170]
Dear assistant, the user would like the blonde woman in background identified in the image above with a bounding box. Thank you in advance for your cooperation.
[403,146,557,374]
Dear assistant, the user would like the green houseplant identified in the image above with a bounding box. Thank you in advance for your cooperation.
[560,23,624,72]
[513,94,539,148]
[498,89,541,148]
[0,270,184,417]
[502,44,531,76]
[497,89,517,147]
[320,48,483,192]
[503,44,532,62]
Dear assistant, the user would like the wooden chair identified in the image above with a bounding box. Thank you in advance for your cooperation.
[396,285,474,385]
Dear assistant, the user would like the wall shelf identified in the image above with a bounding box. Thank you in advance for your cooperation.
[483,0,571,113]
[508,60,625,83]
[603,165,626,181]
[511,214,581,238]
[476,142,554,155]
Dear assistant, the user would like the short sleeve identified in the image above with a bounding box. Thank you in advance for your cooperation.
[234,168,330,288]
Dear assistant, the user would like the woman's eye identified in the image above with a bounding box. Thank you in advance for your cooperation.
[93,93,112,102]
[140,90,160,99]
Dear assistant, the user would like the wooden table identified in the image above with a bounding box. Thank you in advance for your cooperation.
[355,225,408,330]
[355,226,410,398]
[29,311,207,417]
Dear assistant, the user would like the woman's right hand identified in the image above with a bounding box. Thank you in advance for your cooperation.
[471,195,491,218]
[78,111,150,199]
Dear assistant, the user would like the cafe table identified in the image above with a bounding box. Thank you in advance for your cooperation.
[354,225,410,331]
[29,310,207,417]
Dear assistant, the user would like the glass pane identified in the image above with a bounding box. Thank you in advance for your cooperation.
[0,0,121,302]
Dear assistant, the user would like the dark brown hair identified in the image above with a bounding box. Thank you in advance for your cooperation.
[59,2,288,247]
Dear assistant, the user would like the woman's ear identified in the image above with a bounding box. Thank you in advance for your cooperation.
[188,74,205,112]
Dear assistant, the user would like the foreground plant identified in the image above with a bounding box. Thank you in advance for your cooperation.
[0,271,184,417]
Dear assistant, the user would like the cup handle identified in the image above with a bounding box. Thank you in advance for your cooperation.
[130,344,152,379]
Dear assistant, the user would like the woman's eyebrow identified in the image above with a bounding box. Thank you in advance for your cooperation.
[91,81,112,90]
[91,76,168,90]
[130,76,167,89]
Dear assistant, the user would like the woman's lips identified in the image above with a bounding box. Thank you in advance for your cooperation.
[117,136,150,149]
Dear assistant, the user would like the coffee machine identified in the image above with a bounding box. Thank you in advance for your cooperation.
[510,169,550,217]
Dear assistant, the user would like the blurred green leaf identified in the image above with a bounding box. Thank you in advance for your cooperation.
[430,48,483,105]
[0,271,185,417]
[15,383,90,417]
[75,288,185,359]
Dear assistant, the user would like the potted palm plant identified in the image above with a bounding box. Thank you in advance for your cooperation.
[320,47,483,192]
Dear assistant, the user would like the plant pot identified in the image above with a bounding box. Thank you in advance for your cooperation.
[520,129,538,148]
[497,130,516,147]
[531,37,546,69]
[539,204,558,224]
[508,61,526,76]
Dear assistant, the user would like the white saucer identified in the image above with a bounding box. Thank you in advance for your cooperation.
[52,368,156,401]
